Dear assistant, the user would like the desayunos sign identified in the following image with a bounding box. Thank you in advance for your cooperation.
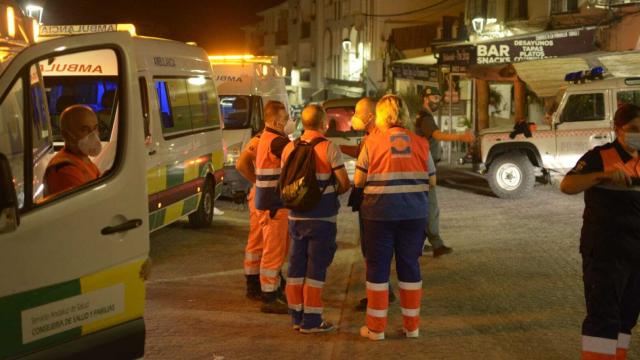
[476,28,597,65]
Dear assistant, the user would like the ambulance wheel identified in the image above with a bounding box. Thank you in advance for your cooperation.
[487,153,534,199]
[189,177,214,227]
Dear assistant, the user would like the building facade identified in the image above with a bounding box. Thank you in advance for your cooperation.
[247,0,466,105]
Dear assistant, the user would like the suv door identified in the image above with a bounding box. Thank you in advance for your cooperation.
[554,90,613,171]
[0,33,149,359]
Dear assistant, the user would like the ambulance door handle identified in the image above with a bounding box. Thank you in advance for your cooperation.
[148,150,157,156]
[101,219,143,235]
[593,135,608,140]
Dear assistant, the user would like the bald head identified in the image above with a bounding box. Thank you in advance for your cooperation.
[60,105,98,149]
[352,97,376,131]
[301,104,326,130]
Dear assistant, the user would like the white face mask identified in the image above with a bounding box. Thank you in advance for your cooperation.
[78,131,102,157]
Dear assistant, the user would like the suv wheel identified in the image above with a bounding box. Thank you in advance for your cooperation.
[487,153,535,199]
[189,177,214,227]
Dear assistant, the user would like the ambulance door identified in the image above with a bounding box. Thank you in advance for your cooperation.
[0,33,149,359]
[554,90,613,172]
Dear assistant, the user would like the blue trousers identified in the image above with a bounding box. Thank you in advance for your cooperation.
[582,254,640,340]
[286,220,337,329]
[363,218,426,284]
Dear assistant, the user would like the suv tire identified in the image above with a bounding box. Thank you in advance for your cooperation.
[487,152,535,199]
[189,176,214,227]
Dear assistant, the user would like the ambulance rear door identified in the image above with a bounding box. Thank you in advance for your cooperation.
[0,32,149,359]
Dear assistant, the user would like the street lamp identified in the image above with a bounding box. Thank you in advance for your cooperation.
[472,17,485,34]
[342,38,352,52]
[25,4,43,23]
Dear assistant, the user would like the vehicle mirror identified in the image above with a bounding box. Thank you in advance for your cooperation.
[0,153,19,233]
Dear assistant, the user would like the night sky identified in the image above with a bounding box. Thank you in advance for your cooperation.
[20,0,284,53]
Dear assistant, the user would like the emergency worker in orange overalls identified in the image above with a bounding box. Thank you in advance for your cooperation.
[282,104,350,333]
[561,103,640,360]
[236,131,264,301]
[44,105,101,197]
[254,100,291,314]
[353,95,430,341]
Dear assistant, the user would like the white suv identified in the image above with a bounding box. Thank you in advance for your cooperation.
[479,76,640,198]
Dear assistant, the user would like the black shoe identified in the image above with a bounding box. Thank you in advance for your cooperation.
[260,291,289,314]
[355,297,367,312]
[433,245,453,258]
[246,275,262,301]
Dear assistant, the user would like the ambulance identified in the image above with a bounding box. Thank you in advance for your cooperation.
[0,7,218,359]
[39,25,225,232]
[210,55,289,198]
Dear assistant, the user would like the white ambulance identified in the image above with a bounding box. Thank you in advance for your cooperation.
[39,27,225,231]
[210,55,289,198]
[0,13,217,360]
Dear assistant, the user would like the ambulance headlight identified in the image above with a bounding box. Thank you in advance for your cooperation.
[224,142,242,166]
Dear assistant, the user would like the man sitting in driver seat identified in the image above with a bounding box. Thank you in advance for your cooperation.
[44,105,101,197]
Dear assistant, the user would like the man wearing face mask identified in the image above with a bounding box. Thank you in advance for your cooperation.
[561,103,640,360]
[44,105,101,197]
[254,100,292,314]
[415,88,474,258]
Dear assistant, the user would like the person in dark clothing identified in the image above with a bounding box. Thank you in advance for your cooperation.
[414,87,474,257]
[561,103,640,360]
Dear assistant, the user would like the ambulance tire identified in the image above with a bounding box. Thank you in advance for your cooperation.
[487,152,535,199]
[189,177,214,228]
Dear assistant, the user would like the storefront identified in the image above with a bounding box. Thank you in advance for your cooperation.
[436,27,599,131]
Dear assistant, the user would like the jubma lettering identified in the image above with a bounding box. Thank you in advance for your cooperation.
[40,64,104,74]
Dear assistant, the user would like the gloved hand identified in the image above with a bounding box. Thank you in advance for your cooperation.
[348,186,364,212]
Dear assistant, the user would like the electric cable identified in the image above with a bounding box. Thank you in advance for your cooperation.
[362,0,449,17]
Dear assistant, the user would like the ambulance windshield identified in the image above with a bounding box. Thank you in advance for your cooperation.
[220,95,251,129]
[325,106,364,138]
[44,76,119,142]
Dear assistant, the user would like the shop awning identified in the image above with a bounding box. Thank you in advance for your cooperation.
[514,51,640,97]
[513,57,588,97]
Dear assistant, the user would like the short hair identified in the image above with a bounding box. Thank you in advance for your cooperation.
[60,105,96,131]
[301,104,325,130]
[614,103,640,129]
[264,101,286,125]
[375,94,407,129]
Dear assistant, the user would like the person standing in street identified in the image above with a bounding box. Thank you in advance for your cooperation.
[342,98,398,311]
[354,94,430,340]
[236,131,263,301]
[561,103,640,360]
[415,87,474,257]
[254,100,291,314]
[282,104,350,333]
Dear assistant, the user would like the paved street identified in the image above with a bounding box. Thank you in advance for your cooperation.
[144,167,640,360]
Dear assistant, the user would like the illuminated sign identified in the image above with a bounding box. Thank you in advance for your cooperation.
[40,24,117,36]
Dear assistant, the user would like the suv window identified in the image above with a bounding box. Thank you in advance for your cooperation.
[561,93,605,122]
[325,106,364,138]
[617,90,640,108]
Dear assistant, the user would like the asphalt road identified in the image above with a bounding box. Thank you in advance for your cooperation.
[144,166,640,360]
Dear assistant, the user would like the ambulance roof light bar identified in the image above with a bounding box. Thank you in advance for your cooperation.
[564,66,605,84]
[208,54,275,64]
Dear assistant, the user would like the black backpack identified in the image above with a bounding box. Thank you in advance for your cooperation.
[279,137,332,212]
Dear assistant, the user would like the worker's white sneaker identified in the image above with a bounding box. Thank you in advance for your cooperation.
[360,326,385,341]
[403,328,419,338]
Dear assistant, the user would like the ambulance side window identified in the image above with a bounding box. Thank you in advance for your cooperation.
[155,78,193,138]
[0,79,26,208]
[561,93,605,123]
[187,78,220,131]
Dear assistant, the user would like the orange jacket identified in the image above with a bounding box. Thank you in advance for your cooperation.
[44,148,100,197]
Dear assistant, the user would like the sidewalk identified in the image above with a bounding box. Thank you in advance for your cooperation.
[144,167,640,360]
